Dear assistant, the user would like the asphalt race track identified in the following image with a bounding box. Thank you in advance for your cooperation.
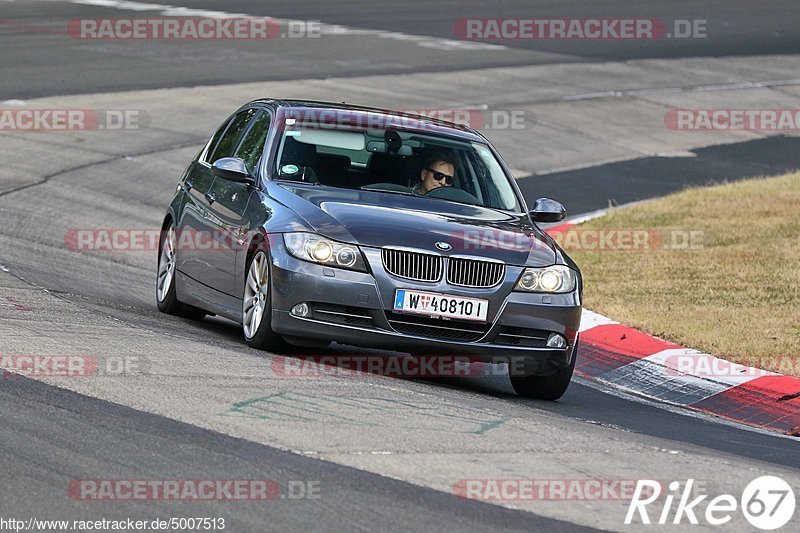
[4,0,800,97]
[1,1,799,531]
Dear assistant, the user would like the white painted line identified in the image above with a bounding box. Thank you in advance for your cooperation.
[563,78,800,102]
[695,81,764,92]
[568,210,607,225]
[563,90,622,101]
[56,0,506,51]
[652,151,697,158]
[625,87,684,96]
[508,167,531,177]
[579,309,618,333]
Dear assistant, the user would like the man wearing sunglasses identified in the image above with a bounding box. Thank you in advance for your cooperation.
[413,150,458,195]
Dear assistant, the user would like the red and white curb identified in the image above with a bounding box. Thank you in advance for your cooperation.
[544,219,800,437]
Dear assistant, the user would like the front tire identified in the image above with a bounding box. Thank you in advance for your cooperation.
[510,342,577,400]
[156,221,205,319]
[242,249,288,351]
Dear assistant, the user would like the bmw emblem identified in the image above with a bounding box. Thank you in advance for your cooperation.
[435,241,452,251]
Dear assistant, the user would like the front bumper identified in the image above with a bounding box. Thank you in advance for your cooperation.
[267,235,582,374]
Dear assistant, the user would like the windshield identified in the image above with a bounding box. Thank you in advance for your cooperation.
[273,121,520,211]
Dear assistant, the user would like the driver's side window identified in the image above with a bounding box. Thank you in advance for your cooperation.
[234,111,271,175]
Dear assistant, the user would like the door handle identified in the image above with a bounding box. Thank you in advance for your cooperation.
[204,191,216,205]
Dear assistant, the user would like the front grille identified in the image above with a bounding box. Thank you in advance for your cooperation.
[311,303,373,328]
[494,326,550,348]
[447,257,505,288]
[385,312,489,342]
[382,248,442,282]
[382,248,505,288]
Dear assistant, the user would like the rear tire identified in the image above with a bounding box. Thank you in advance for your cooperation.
[509,342,577,400]
[156,221,206,320]
[242,248,289,351]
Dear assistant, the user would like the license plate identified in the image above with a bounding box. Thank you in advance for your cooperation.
[393,289,489,322]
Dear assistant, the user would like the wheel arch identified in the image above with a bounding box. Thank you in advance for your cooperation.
[237,230,272,299]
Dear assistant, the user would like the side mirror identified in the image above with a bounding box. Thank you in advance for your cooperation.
[212,157,255,185]
[529,197,566,223]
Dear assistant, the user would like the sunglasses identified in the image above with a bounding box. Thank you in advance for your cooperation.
[425,167,454,185]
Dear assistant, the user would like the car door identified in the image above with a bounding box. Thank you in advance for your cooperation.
[229,109,273,299]
[177,115,232,280]
[198,107,263,294]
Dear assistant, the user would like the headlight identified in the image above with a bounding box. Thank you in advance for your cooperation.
[515,265,576,293]
[283,232,367,272]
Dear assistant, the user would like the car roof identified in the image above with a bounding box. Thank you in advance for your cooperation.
[246,98,487,143]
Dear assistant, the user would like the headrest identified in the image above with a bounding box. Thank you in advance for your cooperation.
[281,136,318,167]
[367,153,405,180]
[317,154,351,174]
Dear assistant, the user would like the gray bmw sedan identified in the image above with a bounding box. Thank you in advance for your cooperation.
[157,100,582,399]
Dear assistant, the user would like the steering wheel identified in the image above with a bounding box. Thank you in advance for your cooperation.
[424,186,481,205]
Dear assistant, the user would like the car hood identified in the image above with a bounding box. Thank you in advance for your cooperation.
[271,184,557,267]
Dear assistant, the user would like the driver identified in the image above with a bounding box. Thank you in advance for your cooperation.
[413,150,457,195]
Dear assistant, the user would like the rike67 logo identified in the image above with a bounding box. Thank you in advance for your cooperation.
[626,476,796,530]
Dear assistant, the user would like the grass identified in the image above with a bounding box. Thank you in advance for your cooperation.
[567,171,800,375]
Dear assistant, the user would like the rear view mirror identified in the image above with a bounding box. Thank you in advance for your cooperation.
[529,197,566,223]
[366,140,412,155]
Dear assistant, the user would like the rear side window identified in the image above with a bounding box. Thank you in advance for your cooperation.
[207,108,258,164]
[235,111,272,175]
[202,117,232,164]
